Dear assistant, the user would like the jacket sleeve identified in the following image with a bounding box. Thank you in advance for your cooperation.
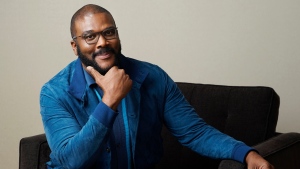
[161,70,253,163]
[40,84,117,169]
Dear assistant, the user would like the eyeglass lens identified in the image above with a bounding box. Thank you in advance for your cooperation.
[84,28,117,44]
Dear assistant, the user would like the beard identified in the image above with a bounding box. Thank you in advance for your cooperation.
[77,44,121,75]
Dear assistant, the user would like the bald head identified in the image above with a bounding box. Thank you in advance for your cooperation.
[70,4,114,38]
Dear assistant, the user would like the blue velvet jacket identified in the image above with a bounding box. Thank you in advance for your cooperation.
[40,54,252,169]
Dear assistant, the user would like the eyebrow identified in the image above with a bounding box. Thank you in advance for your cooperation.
[81,26,116,35]
[81,30,94,36]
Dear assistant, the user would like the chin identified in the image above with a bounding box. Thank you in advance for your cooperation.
[96,56,119,75]
[97,59,115,69]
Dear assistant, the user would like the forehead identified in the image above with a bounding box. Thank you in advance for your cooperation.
[75,12,115,34]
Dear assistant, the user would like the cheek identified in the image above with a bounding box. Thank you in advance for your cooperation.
[79,44,94,56]
[112,40,121,52]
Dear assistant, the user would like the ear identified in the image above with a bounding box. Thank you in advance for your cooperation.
[70,40,78,56]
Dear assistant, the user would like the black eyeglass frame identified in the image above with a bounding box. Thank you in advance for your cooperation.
[72,27,118,45]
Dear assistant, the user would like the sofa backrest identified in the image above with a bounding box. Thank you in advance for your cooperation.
[176,82,280,145]
[19,134,50,169]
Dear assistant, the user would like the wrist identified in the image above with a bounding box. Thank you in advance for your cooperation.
[102,96,120,111]
[245,151,258,164]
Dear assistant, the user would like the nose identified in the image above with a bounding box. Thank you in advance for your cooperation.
[96,35,108,49]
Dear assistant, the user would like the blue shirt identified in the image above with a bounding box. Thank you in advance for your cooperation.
[83,68,129,169]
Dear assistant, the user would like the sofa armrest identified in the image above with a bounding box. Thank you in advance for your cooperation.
[218,132,300,169]
[19,134,50,169]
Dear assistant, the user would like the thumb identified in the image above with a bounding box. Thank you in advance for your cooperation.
[86,66,103,79]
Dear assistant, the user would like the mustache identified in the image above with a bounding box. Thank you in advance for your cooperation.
[92,47,116,59]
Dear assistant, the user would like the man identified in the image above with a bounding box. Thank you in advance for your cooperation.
[40,4,274,169]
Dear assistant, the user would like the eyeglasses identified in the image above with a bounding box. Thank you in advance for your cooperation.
[72,27,118,45]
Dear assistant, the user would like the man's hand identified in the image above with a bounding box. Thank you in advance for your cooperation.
[246,151,275,169]
[86,66,132,111]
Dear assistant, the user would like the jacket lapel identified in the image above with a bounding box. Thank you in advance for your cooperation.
[68,59,87,101]
[68,59,98,123]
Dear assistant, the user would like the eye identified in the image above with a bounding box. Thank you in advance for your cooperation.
[103,29,115,37]
[84,34,97,40]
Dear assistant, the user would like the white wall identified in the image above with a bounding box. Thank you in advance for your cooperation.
[1,1,299,168]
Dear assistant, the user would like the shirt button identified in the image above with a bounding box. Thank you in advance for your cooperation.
[106,147,111,153]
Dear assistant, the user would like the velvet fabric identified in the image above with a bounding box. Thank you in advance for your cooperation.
[39,56,251,168]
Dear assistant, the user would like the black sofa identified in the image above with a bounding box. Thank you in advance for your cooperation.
[19,82,300,169]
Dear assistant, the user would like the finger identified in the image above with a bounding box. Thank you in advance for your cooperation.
[86,66,103,79]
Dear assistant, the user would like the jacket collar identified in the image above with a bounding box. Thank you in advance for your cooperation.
[68,54,149,101]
